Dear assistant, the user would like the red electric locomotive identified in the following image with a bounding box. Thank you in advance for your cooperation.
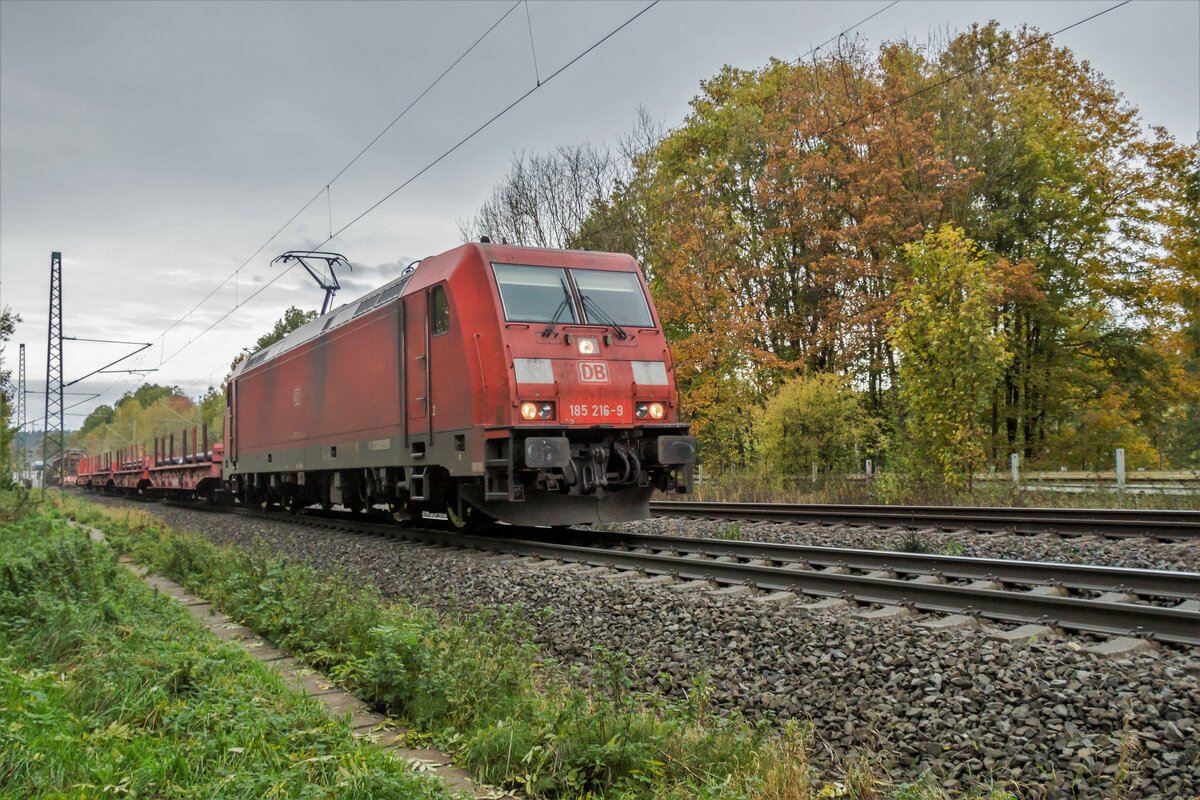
[225,242,696,526]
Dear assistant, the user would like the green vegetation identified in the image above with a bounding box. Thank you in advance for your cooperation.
[0,491,451,800]
[755,373,874,479]
[74,382,224,458]
[58,493,1018,800]
[0,306,19,485]
[715,521,743,541]
[889,226,1011,494]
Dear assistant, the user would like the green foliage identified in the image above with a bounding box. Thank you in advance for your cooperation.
[118,383,180,411]
[77,402,115,438]
[890,226,1011,491]
[756,373,872,476]
[715,522,743,541]
[939,540,965,557]
[0,306,19,485]
[0,498,450,800]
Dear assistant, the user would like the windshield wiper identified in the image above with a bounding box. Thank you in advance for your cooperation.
[581,295,628,340]
[542,296,572,337]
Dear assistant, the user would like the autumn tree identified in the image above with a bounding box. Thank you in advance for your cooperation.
[460,143,621,248]
[936,23,1194,466]
[755,372,870,476]
[890,226,1010,489]
[1159,145,1200,465]
[471,23,1198,472]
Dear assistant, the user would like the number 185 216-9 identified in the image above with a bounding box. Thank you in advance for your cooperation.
[568,403,624,419]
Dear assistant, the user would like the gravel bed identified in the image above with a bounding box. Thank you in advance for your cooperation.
[623,516,1200,573]
[109,501,1200,799]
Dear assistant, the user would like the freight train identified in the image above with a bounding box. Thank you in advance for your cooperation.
[76,242,697,527]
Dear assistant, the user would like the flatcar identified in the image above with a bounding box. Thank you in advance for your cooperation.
[80,242,696,527]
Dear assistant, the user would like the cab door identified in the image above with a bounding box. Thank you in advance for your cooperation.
[226,382,237,465]
[403,293,430,452]
[426,283,470,434]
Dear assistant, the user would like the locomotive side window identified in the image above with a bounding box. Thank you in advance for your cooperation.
[431,285,450,335]
[570,269,653,328]
[493,264,578,324]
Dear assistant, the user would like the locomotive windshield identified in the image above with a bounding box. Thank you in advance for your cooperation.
[493,264,579,324]
[570,269,653,328]
[493,262,654,328]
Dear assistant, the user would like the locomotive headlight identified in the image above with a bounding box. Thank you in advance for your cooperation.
[635,401,666,420]
[577,336,600,355]
[520,401,556,421]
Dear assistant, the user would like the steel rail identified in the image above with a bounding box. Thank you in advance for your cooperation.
[395,528,1200,646]
[648,501,1200,539]
[229,509,1200,646]
[540,529,1200,599]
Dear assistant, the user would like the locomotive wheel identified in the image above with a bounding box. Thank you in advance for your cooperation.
[282,492,299,515]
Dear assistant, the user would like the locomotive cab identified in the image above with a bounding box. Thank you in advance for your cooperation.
[453,245,696,526]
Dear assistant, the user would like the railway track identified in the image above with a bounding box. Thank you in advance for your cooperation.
[647,500,1200,540]
[235,508,1200,647]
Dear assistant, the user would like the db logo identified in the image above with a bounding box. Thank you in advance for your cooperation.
[578,361,609,384]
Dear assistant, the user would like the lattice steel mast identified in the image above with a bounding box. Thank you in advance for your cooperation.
[43,252,63,490]
[16,343,26,482]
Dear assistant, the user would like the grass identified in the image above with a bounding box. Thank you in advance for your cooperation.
[46,489,1022,800]
[0,490,454,800]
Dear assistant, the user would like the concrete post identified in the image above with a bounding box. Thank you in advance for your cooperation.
[865,458,873,476]
[1116,448,1126,489]
[1011,453,1020,484]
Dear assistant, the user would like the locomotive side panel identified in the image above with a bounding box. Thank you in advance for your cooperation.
[233,306,405,473]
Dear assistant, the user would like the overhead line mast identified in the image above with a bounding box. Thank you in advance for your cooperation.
[17,343,26,483]
[43,251,63,492]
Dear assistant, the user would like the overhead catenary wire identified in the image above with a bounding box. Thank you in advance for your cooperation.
[71,1,526,413]
[85,0,873,406]
[151,0,523,349]
[316,0,661,247]
[524,0,542,86]
[158,0,662,368]
[82,0,1125,421]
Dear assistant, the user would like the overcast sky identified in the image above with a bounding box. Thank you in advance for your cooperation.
[2,0,1197,429]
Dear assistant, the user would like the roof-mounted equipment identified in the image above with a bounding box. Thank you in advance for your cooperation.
[272,250,353,315]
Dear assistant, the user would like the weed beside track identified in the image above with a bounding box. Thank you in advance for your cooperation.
[0,491,451,800]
